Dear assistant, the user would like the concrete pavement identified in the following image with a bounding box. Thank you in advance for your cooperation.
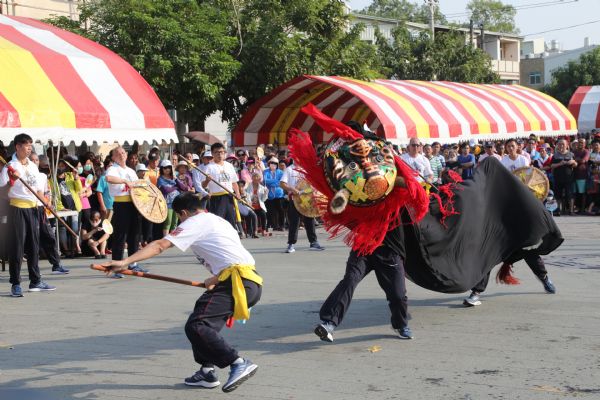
[1,216,599,399]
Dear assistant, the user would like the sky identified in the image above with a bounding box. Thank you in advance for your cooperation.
[347,0,600,50]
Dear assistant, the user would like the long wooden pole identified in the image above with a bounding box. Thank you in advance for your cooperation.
[90,264,205,287]
[183,158,253,208]
[0,155,79,238]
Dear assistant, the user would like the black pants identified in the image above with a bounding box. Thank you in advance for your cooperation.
[554,179,573,203]
[253,208,267,231]
[319,246,409,330]
[287,200,317,245]
[111,202,141,261]
[208,195,237,229]
[8,206,41,285]
[184,278,262,369]
[265,198,284,230]
[243,209,258,236]
[472,254,549,293]
[38,207,60,267]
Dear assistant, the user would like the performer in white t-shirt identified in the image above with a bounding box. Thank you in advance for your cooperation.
[280,160,324,253]
[501,139,530,172]
[104,192,262,393]
[105,146,146,272]
[202,143,241,230]
[0,134,55,296]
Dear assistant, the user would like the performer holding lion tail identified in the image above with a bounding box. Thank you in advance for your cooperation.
[104,192,263,393]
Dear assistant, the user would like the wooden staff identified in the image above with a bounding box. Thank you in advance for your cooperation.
[0,155,78,238]
[90,264,205,288]
[183,158,253,208]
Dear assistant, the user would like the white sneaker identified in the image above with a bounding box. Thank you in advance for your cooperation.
[285,244,295,253]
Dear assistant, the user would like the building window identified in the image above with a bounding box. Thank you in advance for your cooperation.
[529,72,542,85]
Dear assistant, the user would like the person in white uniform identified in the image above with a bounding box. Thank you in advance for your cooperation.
[0,134,55,297]
[105,146,146,273]
[104,192,262,393]
[279,159,324,253]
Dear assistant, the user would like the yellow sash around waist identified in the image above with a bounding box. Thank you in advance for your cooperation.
[10,198,37,208]
[114,195,132,203]
[217,264,263,320]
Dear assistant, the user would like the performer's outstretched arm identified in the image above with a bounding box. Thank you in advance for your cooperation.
[104,238,173,272]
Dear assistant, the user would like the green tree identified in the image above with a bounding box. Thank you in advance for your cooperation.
[219,0,382,124]
[376,26,499,83]
[467,0,518,34]
[544,47,600,106]
[45,0,240,130]
[358,0,446,24]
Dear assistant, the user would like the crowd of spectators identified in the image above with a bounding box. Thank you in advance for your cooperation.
[398,131,600,216]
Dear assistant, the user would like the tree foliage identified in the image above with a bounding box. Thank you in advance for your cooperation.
[45,0,240,128]
[42,0,502,129]
[218,0,382,124]
[543,47,600,106]
[376,26,499,83]
[358,0,446,25]
[466,0,518,34]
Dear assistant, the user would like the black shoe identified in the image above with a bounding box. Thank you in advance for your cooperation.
[28,281,56,292]
[314,321,335,342]
[52,265,70,274]
[184,368,220,388]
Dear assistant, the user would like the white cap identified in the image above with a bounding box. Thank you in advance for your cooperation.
[135,163,148,172]
[177,160,189,167]
[159,160,172,168]
[202,150,213,158]
[192,153,200,160]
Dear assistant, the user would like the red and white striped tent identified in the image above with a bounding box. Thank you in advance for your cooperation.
[233,75,577,146]
[0,15,176,145]
[568,86,600,132]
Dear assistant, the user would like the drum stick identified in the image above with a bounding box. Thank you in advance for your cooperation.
[183,159,253,208]
[90,264,206,288]
[0,155,79,238]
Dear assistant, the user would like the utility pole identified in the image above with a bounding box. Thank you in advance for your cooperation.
[424,0,439,41]
[479,23,485,50]
[469,19,474,47]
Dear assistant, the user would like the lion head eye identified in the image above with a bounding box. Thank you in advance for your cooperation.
[348,162,358,171]
[375,155,383,163]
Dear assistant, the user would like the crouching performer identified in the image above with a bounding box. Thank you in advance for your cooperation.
[104,192,263,393]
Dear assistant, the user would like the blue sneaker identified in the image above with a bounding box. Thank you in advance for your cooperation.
[184,368,220,388]
[395,326,413,339]
[128,264,148,273]
[314,321,335,342]
[52,265,70,274]
[309,242,325,251]
[11,284,23,297]
[222,359,258,393]
[112,273,124,279]
[540,275,556,294]
[28,281,56,292]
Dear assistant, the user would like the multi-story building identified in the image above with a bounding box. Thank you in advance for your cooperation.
[350,13,522,84]
[0,0,80,20]
[520,38,598,89]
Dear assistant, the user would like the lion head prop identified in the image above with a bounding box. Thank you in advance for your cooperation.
[288,103,429,255]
